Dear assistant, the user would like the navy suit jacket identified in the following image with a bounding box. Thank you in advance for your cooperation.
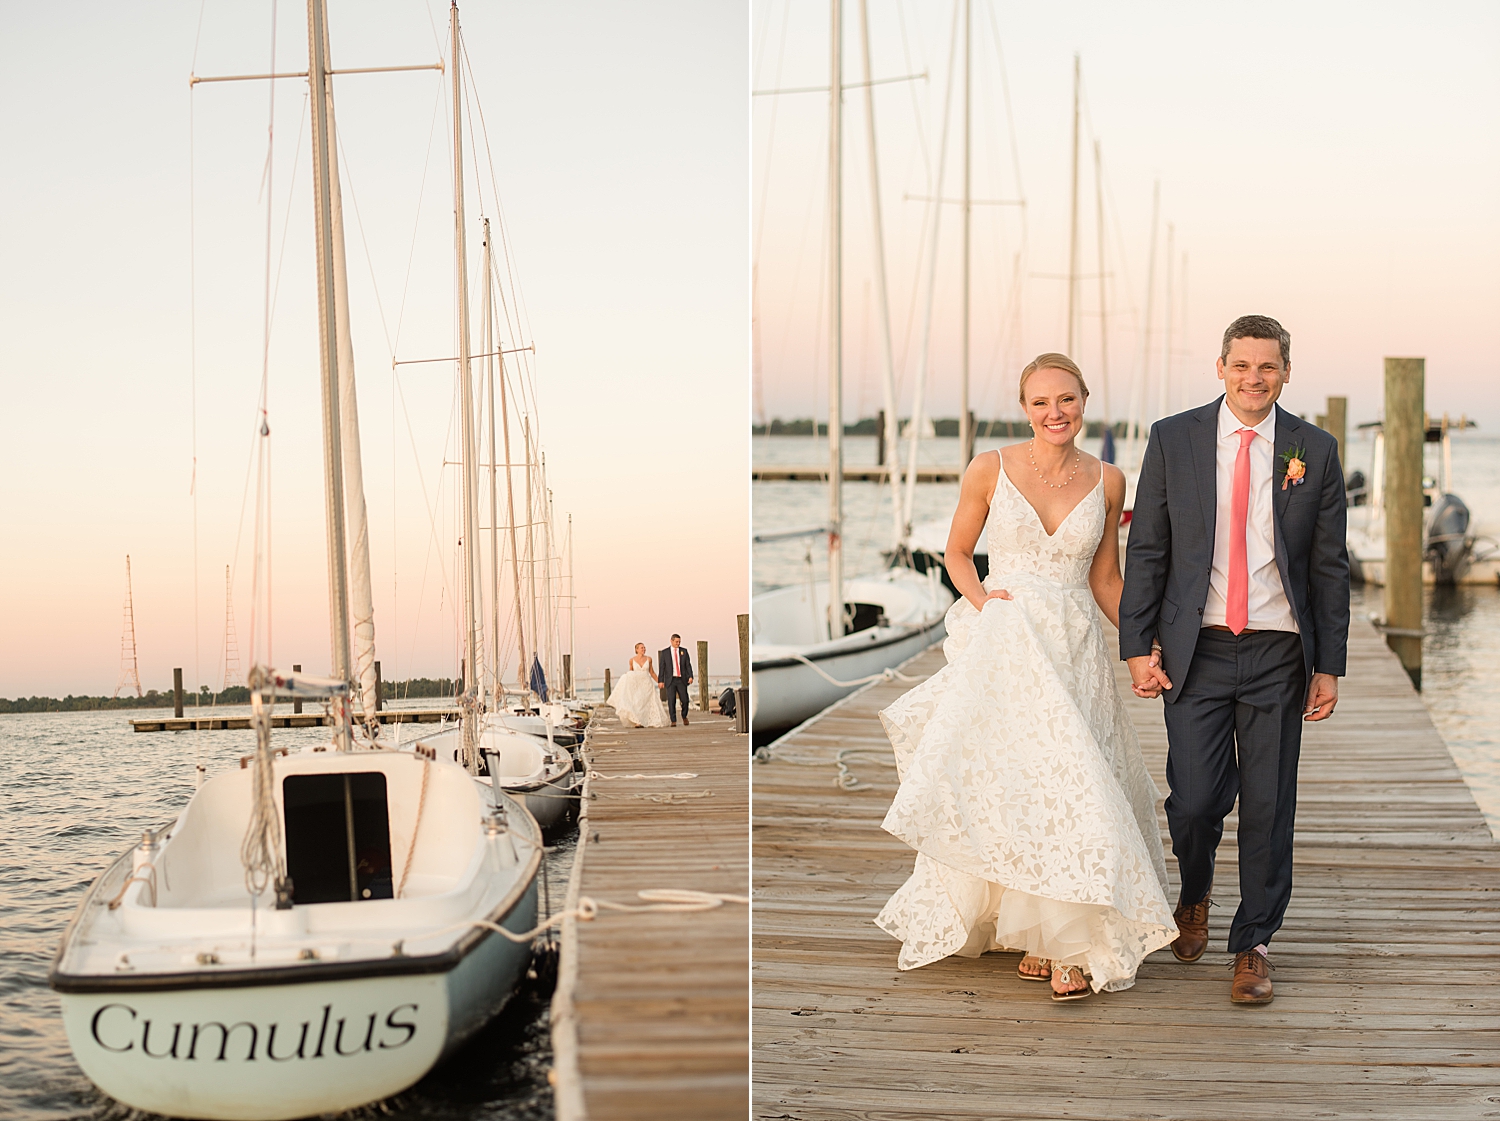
[1119,398,1350,702]
[659,645,693,682]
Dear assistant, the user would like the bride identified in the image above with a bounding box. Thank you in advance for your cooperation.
[609,642,668,728]
[877,353,1176,1000]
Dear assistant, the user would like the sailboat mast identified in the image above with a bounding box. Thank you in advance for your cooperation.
[315,8,381,733]
[1126,179,1160,472]
[959,0,971,468]
[566,513,574,698]
[495,326,528,690]
[305,0,352,739]
[856,0,902,551]
[1160,223,1174,424]
[450,1,480,726]
[525,417,538,687]
[483,219,502,707]
[1066,53,1080,356]
[1094,139,1110,428]
[826,0,844,640]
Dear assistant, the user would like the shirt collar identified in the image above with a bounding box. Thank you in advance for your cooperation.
[1217,397,1277,444]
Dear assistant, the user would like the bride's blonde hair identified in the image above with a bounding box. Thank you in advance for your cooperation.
[1018,353,1090,405]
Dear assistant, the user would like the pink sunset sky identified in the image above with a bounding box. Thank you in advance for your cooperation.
[0,1,748,698]
[754,0,1500,434]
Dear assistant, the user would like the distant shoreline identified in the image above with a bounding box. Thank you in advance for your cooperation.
[0,677,461,715]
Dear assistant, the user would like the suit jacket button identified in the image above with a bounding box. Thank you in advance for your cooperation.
[1197,608,1203,615]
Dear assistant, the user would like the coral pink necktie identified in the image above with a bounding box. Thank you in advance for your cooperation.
[1226,427,1256,635]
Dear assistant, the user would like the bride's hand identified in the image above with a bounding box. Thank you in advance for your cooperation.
[971,588,1012,611]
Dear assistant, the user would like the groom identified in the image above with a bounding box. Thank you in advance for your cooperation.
[1120,314,1349,1004]
[658,634,694,727]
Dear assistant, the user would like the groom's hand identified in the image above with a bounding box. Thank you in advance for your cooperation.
[1304,672,1339,721]
[1127,654,1172,699]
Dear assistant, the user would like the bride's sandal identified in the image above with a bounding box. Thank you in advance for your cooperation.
[1017,955,1052,982]
[1050,964,1093,1002]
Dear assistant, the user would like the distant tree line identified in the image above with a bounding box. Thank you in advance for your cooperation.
[754,417,1129,438]
[0,676,461,714]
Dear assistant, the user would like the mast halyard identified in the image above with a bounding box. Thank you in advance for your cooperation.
[305,0,353,748]
[317,6,381,736]
[1094,139,1111,431]
[855,0,903,554]
[483,220,503,709]
[827,0,844,640]
[450,0,481,761]
[959,0,972,469]
[1066,53,1081,357]
[491,255,529,693]
[524,417,538,692]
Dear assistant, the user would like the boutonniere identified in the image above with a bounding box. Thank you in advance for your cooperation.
[1279,445,1307,490]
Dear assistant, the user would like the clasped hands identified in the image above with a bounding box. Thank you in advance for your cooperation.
[1127,646,1340,722]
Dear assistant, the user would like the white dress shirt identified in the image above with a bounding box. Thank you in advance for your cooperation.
[1201,399,1299,633]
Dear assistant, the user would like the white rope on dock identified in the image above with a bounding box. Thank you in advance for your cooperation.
[786,651,926,688]
[586,769,698,781]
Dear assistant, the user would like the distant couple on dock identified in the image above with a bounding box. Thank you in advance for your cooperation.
[877,315,1349,1004]
[610,634,695,729]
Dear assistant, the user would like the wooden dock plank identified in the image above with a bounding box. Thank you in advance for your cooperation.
[551,708,748,1120]
[752,621,1500,1120]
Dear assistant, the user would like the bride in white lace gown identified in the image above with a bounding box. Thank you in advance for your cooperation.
[610,643,668,728]
[877,355,1176,1000]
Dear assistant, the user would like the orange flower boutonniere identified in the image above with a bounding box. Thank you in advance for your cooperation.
[1279,445,1307,490]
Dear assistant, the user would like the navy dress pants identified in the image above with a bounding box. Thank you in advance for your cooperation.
[666,677,690,722]
[1162,628,1306,952]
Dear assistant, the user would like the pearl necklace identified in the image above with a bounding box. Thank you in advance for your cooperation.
[1028,437,1081,489]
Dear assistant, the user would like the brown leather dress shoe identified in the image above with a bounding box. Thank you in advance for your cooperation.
[1171,894,1211,962]
[1230,950,1274,1004]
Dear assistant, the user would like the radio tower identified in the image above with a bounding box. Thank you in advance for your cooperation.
[221,565,243,691]
[114,555,143,699]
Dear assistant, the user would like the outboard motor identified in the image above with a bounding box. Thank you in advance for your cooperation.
[1425,493,1472,583]
[1345,468,1367,506]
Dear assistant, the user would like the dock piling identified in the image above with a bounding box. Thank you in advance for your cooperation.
[697,640,709,712]
[1326,395,1348,478]
[172,668,183,718]
[292,664,302,714]
[562,653,572,699]
[736,612,750,734]
[373,660,383,712]
[603,667,611,703]
[1384,357,1425,688]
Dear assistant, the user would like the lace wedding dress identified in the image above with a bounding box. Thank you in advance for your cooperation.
[876,465,1177,992]
[610,658,668,728]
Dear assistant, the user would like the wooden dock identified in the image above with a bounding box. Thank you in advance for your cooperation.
[752,620,1500,1119]
[754,465,963,483]
[550,705,749,1120]
[128,706,459,732]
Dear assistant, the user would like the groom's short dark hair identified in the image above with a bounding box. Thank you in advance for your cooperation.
[1221,315,1290,367]
[671,633,681,640]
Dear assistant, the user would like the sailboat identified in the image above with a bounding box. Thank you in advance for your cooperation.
[400,62,578,832]
[751,0,952,737]
[49,6,544,1117]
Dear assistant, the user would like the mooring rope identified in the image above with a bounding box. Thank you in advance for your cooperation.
[787,652,925,688]
[396,755,431,899]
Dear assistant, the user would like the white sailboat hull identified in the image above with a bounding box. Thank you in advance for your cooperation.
[58,896,536,1121]
[51,750,542,1119]
[751,567,951,735]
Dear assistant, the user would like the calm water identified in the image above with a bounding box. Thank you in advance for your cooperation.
[753,432,1500,834]
[0,706,570,1121]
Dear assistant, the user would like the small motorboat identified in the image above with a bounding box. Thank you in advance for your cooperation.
[1346,417,1498,586]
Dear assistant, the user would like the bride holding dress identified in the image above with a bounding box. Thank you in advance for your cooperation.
[877,354,1176,1000]
[610,642,669,728]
